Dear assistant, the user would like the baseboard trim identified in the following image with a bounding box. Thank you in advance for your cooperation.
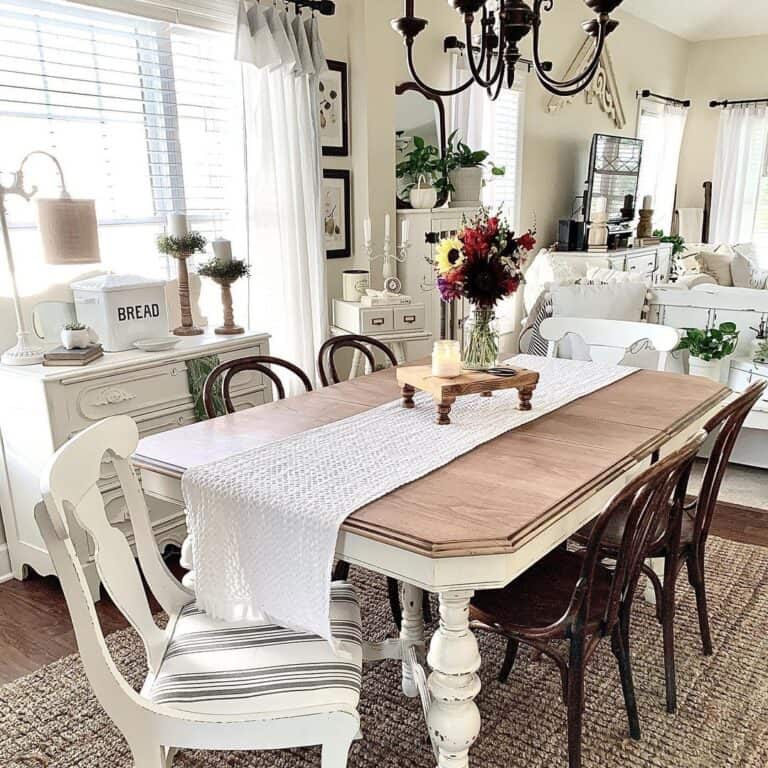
[0,544,12,584]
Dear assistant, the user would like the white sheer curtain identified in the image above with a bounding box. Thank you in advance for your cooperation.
[711,103,768,246]
[235,1,328,392]
[636,100,688,234]
[449,52,528,353]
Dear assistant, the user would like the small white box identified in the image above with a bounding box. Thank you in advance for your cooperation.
[71,274,169,352]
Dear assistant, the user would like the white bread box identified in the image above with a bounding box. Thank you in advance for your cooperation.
[71,274,169,352]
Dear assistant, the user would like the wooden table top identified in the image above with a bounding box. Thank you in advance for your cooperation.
[134,363,729,558]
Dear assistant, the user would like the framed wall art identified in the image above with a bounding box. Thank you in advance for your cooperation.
[319,60,349,157]
[322,169,351,259]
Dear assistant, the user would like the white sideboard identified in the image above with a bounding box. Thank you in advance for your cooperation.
[0,331,271,597]
[552,243,674,283]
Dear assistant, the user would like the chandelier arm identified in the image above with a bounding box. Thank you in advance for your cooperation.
[405,40,476,98]
[487,68,505,102]
[532,12,607,90]
[463,17,504,91]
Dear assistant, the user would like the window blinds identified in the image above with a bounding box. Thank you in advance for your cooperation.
[64,0,238,32]
[0,0,238,231]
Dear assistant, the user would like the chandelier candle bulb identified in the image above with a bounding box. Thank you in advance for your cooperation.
[432,340,462,378]
[212,238,233,265]
[168,212,188,238]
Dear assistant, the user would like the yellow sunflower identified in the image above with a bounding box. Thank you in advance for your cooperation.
[435,237,465,275]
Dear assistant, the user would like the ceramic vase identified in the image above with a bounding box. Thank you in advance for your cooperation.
[688,356,723,382]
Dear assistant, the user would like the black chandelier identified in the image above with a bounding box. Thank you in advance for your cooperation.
[391,0,624,101]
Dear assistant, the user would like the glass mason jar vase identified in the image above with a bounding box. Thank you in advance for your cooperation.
[462,307,499,370]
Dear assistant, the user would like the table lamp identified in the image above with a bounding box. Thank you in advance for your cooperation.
[1,151,100,366]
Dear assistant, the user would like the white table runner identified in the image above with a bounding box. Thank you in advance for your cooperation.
[182,355,636,643]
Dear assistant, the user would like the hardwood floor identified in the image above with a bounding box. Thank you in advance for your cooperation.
[0,504,766,686]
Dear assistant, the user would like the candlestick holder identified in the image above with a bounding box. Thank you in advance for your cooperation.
[157,232,207,337]
[637,208,654,239]
[197,257,250,336]
[367,236,410,292]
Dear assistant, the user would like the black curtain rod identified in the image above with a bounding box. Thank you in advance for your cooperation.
[637,89,691,108]
[287,0,336,16]
[710,97,768,108]
[443,35,549,73]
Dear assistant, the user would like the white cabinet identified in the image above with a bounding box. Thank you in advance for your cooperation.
[555,243,674,283]
[0,331,271,596]
[397,207,477,360]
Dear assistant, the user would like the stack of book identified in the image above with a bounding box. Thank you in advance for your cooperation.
[42,345,104,367]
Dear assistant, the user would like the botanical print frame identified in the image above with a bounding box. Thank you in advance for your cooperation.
[322,169,351,260]
[319,60,349,157]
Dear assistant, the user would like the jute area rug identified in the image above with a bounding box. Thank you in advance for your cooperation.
[1,537,767,768]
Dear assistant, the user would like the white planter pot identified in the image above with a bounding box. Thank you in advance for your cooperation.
[449,167,483,208]
[688,356,723,382]
[60,328,95,350]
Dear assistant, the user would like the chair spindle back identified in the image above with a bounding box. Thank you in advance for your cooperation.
[317,334,398,386]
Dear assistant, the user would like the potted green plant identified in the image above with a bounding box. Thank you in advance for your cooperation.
[395,136,440,209]
[751,318,768,364]
[678,322,739,382]
[440,130,505,208]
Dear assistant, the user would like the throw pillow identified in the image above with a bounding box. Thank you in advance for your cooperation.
[693,250,734,286]
[731,251,768,289]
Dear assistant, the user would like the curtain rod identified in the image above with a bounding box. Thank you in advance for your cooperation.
[287,0,335,16]
[637,89,691,108]
[709,97,768,108]
[442,36,545,73]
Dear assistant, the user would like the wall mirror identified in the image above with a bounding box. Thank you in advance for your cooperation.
[395,82,448,209]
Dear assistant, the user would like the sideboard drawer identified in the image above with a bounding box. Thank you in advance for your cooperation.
[394,304,425,331]
[361,307,394,333]
[626,253,656,274]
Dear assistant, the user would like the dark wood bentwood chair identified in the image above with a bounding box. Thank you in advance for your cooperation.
[317,333,429,629]
[202,356,313,418]
[574,380,767,714]
[317,333,399,387]
[470,433,705,768]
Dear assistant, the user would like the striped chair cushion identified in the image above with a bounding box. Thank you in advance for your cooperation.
[145,582,363,716]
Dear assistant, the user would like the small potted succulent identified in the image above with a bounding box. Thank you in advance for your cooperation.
[678,322,739,382]
[439,130,505,208]
[61,322,98,350]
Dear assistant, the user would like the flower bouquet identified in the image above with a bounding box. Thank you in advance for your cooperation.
[432,209,536,370]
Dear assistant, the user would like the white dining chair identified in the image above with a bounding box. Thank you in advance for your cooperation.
[36,415,362,768]
[539,317,681,371]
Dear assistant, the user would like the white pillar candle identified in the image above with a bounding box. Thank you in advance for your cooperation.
[643,194,653,210]
[168,212,188,238]
[432,340,462,378]
[212,238,233,265]
[364,216,372,245]
[401,217,410,243]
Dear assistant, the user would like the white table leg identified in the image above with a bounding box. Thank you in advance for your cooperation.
[349,348,363,379]
[427,591,482,768]
[391,341,407,365]
[400,582,426,698]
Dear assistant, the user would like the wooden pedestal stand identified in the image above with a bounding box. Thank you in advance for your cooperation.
[173,253,204,337]
[212,276,244,335]
[396,365,539,425]
[637,208,655,240]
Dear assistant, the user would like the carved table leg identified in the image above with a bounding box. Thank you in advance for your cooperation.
[427,591,482,768]
[401,383,416,409]
[400,583,426,698]
[436,395,456,425]
[517,385,535,411]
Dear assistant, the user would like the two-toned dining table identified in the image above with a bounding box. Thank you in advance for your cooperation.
[133,362,729,768]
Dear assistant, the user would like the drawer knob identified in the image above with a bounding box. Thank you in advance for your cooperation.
[371,318,385,326]
[403,315,416,324]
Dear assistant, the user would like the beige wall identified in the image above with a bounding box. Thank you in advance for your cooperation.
[677,34,768,211]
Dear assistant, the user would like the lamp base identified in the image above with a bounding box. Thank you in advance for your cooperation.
[2,332,45,366]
